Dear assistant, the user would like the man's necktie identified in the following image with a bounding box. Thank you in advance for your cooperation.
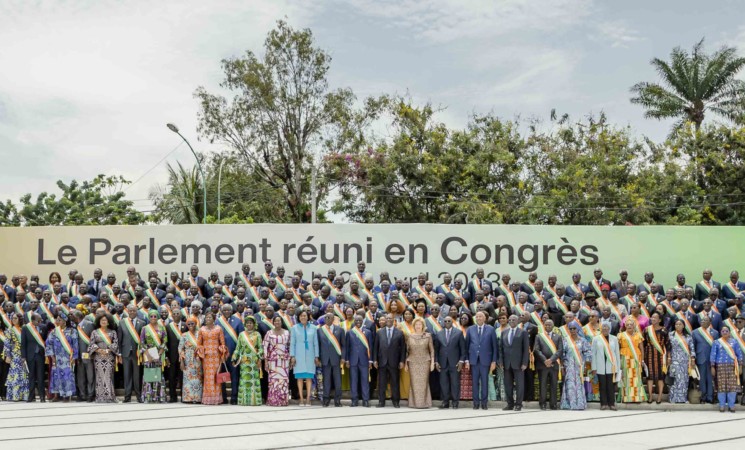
[446,329,450,344]
[387,328,392,344]
[509,328,514,345]
[478,326,482,339]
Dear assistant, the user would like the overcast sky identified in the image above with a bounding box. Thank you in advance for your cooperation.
[1,0,743,215]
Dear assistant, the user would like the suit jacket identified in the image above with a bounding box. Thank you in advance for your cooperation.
[465,324,498,367]
[87,278,106,297]
[467,278,492,299]
[318,324,345,366]
[692,327,720,365]
[612,280,630,297]
[345,326,373,366]
[166,320,188,363]
[373,326,406,368]
[695,280,722,301]
[533,331,563,368]
[434,327,465,370]
[117,318,145,358]
[590,334,621,375]
[21,324,47,360]
[500,327,529,370]
[585,278,612,296]
[699,310,723,333]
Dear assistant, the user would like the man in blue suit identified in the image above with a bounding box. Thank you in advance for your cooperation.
[318,311,345,407]
[500,314,530,411]
[692,315,719,404]
[464,311,498,410]
[700,297,724,333]
[217,304,244,405]
[345,315,373,407]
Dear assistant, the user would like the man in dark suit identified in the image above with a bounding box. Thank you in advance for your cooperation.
[694,269,722,302]
[165,307,187,403]
[434,315,465,409]
[692,315,719,404]
[373,313,406,408]
[500,314,530,411]
[318,312,345,407]
[118,304,144,403]
[21,313,47,402]
[533,319,563,410]
[87,268,104,298]
[73,310,96,402]
[465,311,498,410]
[699,298,723,333]
[467,268,493,300]
[345,315,373,407]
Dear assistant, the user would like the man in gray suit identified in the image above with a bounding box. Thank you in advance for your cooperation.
[500,315,529,411]
[434,316,465,409]
[73,310,96,402]
[318,311,345,407]
[533,319,563,410]
[118,304,144,403]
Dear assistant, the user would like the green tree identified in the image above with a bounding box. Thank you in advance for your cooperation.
[193,20,382,222]
[2,175,146,226]
[630,39,745,134]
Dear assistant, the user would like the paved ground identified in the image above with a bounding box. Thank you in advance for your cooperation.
[1,400,743,450]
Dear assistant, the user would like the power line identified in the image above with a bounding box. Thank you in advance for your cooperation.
[124,141,185,192]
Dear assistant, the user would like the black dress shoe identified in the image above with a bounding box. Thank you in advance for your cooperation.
[230,400,237,405]
[76,396,85,402]
[363,401,370,407]
[351,402,358,407]
[26,398,34,403]
[322,402,329,407]
[334,401,342,407]
[123,397,131,403]
[87,397,95,403]
[550,405,558,410]
[502,405,514,411]
[40,398,46,403]
[452,403,459,409]
[515,405,522,411]
[393,402,400,408]
[439,402,450,409]
[377,402,385,408]
[481,404,488,410]
[473,404,480,410]
[136,397,144,403]
[540,404,547,410]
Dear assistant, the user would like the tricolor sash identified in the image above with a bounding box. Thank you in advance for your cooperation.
[258,313,274,330]
[471,277,482,292]
[547,287,568,314]
[646,326,667,372]
[145,324,163,348]
[169,322,183,340]
[321,278,339,297]
[351,272,366,289]
[571,283,585,299]
[125,281,136,298]
[566,334,584,375]
[218,316,239,344]
[583,324,601,339]
[124,319,141,345]
[426,315,442,333]
[11,326,21,341]
[97,329,112,346]
[247,285,261,302]
[240,331,261,355]
[320,325,342,356]
[145,289,161,308]
[414,284,426,296]
[537,332,558,354]
[59,303,70,315]
[25,324,45,348]
[620,332,640,365]
[184,330,198,348]
[595,296,609,309]
[718,338,739,365]
[277,312,293,331]
[661,300,676,316]
[672,332,690,357]
[590,279,603,297]
[55,327,73,357]
[697,327,714,347]
[726,322,745,353]
[419,291,435,307]
[530,312,544,333]
[515,303,527,315]
[401,322,414,336]
[638,302,650,318]
[0,310,11,328]
[398,291,412,310]
[77,326,91,346]
[68,282,79,297]
[291,288,303,304]
[599,335,617,379]
[609,303,622,321]
[642,282,653,294]
[374,292,386,309]
[345,292,362,305]
[351,327,370,357]
[523,281,536,294]
[439,284,452,296]
[697,280,713,296]
[724,281,741,298]
[677,313,693,334]
[275,277,289,293]
[0,329,5,344]
[333,303,345,321]
[238,273,252,289]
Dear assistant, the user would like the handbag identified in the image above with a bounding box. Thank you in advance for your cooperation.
[143,367,162,383]
[216,362,231,384]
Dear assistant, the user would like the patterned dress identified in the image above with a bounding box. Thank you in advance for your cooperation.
[618,331,646,403]
[88,328,118,403]
[643,326,669,383]
[458,327,472,400]
[45,327,79,397]
[263,330,290,406]
[489,326,506,401]
[178,331,203,403]
[232,330,264,406]
[406,333,434,408]
[668,331,695,403]
[198,326,227,405]
[560,334,592,410]
[2,327,28,401]
[583,325,601,402]
[140,324,168,403]
[398,322,414,400]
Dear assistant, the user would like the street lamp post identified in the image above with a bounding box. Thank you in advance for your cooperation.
[217,156,226,223]
[166,123,207,224]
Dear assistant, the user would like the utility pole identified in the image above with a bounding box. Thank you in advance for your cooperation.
[311,168,317,224]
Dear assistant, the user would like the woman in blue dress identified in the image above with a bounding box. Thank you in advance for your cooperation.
[1,313,28,401]
[560,321,592,410]
[667,319,695,404]
[45,312,79,401]
[290,309,319,406]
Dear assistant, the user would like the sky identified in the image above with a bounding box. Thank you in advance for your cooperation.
[1,0,744,216]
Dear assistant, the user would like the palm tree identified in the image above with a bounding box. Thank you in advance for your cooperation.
[630,39,745,134]
[149,161,204,224]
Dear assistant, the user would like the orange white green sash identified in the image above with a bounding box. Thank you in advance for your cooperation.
[11,326,21,341]
[599,335,617,379]
[725,321,745,353]
[419,291,435,307]
[620,332,640,365]
[426,315,442,332]
[352,272,366,289]
[351,326,370,357]
[547,287,568,314]
[217,315,238,344]
[524,280,536,294]
[277,312,293,331]
[590,279,603,297]
[642,282,653,294]
[68,282,79,297]
[25,324,45,348]
[471,278,482,292]
[0,329,5,344]
[290,288,303,304]
[414,284,426,296]
[97,329,112,346]
[55,327,73,357]
[677,313,693,334]
[169,322,183,340]
[145,289,161,308]
[320,325,342,356]
[345,292,362,305]
[332,303,345,321]
[365,310,375,323]
[124,280,136,298]
[240,331,261,356]
[401,322,414,336]
[504,289,517,309]
[258,313,274,330]
[145,324,163,348]
[439,284,452,296]
[537,332,558,354]
[672,332,690,357]
[724,281,741,298]
[275,277,288,293]
[697,327,714,347]
[247,285,261,302]
[184,330,198,347]
[515,303,527,315]
[58,303,70,315]
[124,319,141,345]
[595,296,609,309]
[0,310,11,328]
[77,325,91,345]
[321,278,339,297]
[451,289,465,303]
[718,338,739,365]
[661,300,676,316]
[609,303,622,321]
[268,291,280,304]
[583,324,601,339]
[698,280,713,295]
[374,292,386,309]
[238,273,252,289]
[530,312,544,333]
[566,334,584,375]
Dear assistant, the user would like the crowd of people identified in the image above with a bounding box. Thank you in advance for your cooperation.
[1,263,744,413]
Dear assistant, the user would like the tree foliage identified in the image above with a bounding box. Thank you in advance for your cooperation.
[0,175,146,226]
